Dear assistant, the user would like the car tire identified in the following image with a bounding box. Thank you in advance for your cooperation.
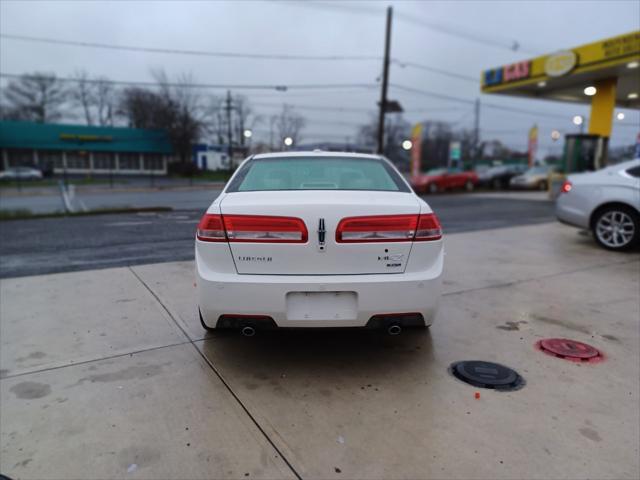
[465,180,475,192]
[538,180,548,191]
[428,183,438,194]
[591,205,640,251]
[199,309,216,332]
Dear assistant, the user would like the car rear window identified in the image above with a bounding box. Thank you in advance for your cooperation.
[626,165,640,178]
[227,157,410,192]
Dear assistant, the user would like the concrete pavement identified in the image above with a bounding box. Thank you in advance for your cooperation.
[1,223,638,479]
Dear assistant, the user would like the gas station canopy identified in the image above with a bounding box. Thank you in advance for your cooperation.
[480,31,639,172]
[481,31,639,108]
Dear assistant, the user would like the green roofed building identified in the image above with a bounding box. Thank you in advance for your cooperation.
[0,121,175,175]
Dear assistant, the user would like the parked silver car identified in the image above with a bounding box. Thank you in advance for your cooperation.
[556,159,640,251]
[0,166,43,180]
[509,165,557,190]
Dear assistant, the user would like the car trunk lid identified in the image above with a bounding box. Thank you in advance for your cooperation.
[218,190,422,275]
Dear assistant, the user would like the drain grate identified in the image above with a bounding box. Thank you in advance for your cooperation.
[536,338,603,363]
[450,361,524,391]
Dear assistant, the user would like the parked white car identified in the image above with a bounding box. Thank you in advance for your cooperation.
[0,166,43,180]
[556,159,640,251]
[195,152,444,335]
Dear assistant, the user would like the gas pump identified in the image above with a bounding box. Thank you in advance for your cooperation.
[562,134,609,173]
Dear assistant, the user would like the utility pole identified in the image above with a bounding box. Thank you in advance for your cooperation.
[473,98,481,160]
[225,90,233,167]
[376,6,393,154]
[269,115,276,151]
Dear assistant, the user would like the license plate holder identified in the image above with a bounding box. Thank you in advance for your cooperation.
[285,291,358,321]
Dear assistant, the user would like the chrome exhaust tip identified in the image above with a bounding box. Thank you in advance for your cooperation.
[387,324,402,336]
[241,326,256,337]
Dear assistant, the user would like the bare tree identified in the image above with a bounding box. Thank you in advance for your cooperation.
[70,70,95,125]
[358,113,410,153]
[94,77,116,126]
[68,72,117,126]
[118,87,166,129]
[118,70,208,162]
[274,104,306,146]
[152,70,207,162]
[2,72,67,123]
[201,95,226,144]
[233,95,262,146]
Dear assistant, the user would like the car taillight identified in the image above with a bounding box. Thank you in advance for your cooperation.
[336,214,417,242]
[561,180,572,193]
[414,213,442,241]
[223,215,308,243]
[197,214,227,242]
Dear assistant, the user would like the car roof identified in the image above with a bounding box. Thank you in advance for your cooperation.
[611,158,640,171]
[251,151,383,161]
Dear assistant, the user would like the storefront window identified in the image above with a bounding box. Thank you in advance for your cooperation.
[7,149,33,167]
[93,152,114,170]
[66,152,90,169]
[143,154,164,171]
[119,153,141,170]
[39,151,64,169]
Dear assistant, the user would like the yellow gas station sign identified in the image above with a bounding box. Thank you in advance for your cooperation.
[481,30,640,145]
[482,31,640,93]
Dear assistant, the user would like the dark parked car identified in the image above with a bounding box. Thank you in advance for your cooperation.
[477,164,528,189]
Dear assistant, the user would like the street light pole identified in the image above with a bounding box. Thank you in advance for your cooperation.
[376,6,393,155]
[473,98,481,159]
[225,90,233,168]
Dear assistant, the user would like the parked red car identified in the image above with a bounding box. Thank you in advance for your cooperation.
[410,168,479,194]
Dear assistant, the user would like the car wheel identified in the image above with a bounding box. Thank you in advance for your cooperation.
[465,180,475,192]
[538,180,548,191]
[199,309,216,332]
[428,183,438,194]
[592,206,639,251]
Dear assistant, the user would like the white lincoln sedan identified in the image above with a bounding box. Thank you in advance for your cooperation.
[195,152,444,335]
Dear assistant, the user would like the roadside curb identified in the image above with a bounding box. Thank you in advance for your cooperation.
[0,206,173,221]
[0,182,226,198]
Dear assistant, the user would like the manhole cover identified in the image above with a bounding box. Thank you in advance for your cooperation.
[450,361,524,391]
[536,338,603,363]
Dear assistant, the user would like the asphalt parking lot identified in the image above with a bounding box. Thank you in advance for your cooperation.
[0,191,554,278]
[1,216,639,479]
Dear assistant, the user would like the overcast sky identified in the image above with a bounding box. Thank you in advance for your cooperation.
[1,0,639,155]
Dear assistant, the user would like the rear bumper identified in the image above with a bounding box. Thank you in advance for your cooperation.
[197,264,443,329]
[556,197,590,229]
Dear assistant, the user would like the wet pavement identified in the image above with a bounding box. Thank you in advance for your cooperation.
[0,192,555,278]
[1,222,638,479]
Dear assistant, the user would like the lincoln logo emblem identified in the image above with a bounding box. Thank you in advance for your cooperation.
[318,218,326,251]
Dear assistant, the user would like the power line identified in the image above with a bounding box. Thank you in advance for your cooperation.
[251,128,355,140]
[392,60,478,83]
[393,11,540,56]
[0,72,377,91]
[391,83,580,121]
[228,89,379,99]
[1,33,480,84]
[252,102,372,113]
[0,33,380,61]
[298,118,364,127]
[391,83,476,105]
[281,1,540,54]
[481,102,572,120]
[405,106,466,113]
